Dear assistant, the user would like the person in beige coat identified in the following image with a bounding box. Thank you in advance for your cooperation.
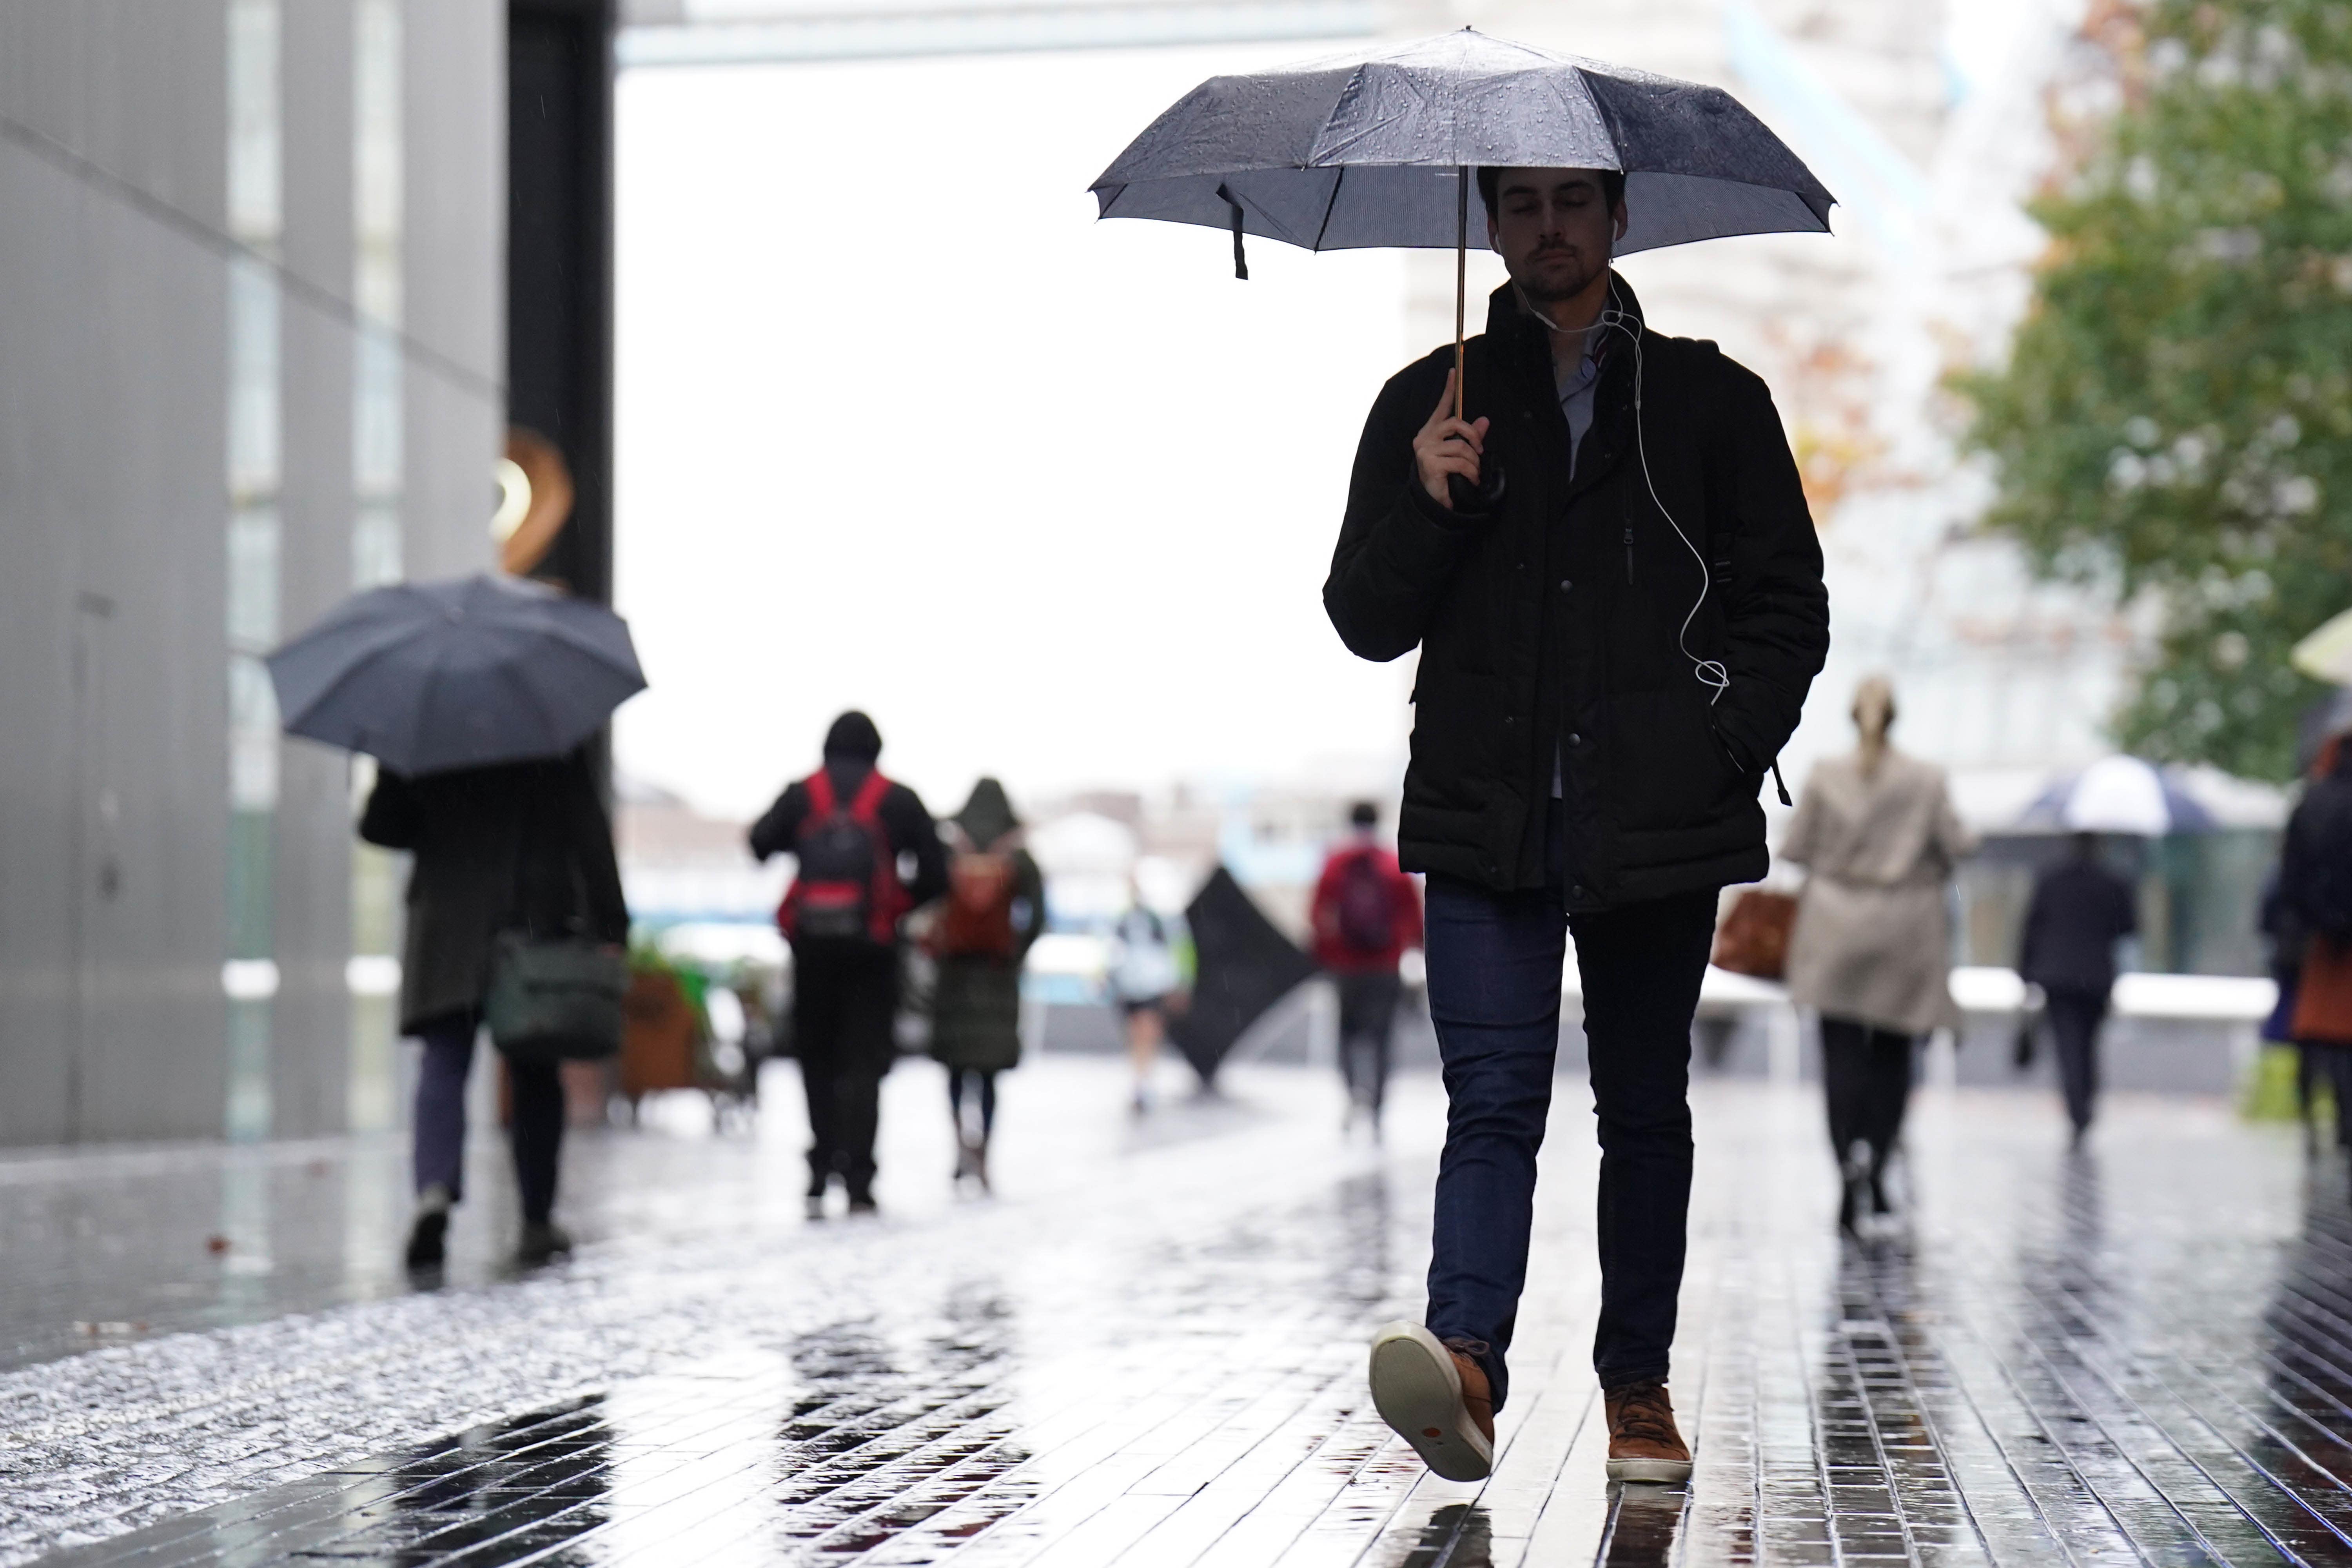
[1780,677,1974,1233]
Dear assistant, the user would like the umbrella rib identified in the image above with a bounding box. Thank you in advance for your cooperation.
[397,628,459,772]
[271,619,427,729]
[1310,164,1346,252]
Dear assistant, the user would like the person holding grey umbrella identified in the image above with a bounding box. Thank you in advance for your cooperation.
[1328,171,1828,1485]
[363,749,628,1268]
[1097,29,1835,1486]
[266,572,647,1269]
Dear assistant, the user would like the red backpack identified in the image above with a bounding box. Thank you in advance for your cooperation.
[932,848,1018,960]
[1335,851,1397,955]
[777,769,909,946]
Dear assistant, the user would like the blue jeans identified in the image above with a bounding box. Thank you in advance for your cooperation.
[1422,877,1716,1408]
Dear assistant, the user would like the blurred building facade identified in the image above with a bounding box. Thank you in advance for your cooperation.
[0,5,502,1145]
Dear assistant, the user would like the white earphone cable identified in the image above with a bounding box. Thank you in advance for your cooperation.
[1522,282,1729,705]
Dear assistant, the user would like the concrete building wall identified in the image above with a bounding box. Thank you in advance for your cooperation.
[0,2,501,1147]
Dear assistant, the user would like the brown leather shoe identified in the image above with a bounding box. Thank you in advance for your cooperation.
[1604,1382,1691,1485]
[1369,1323,1495,1481]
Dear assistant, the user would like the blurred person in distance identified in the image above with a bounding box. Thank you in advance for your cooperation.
[1106,875,1187,1115]
[1310,800,1423,1137]
[1780,677,1973,1234]
[751,711,947,1218]
[925,778,1045,1193]
[2018,831,2138,1147]
[361,747,628,1269]
[2260,732,2352,1149]
[2262,730,2352,1145]
[1325,166,1829,1487]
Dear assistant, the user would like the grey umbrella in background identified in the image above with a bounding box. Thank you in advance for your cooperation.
[265,573,646,776]
[1091,27,1835,414]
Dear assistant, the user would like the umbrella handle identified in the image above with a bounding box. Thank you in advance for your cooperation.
[1454,165,1467,421]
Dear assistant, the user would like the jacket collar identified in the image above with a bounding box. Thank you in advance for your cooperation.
[1483,269,1645,364]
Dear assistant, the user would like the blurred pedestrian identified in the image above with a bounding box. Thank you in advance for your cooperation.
[1781,677,1973,1232]
[1311,801,1423,1136]
[2018,833,2138,1147]
[2258,868,2334,1149]
[362,749,628,1269]
[2274,732,2352,1132]
[751,711,946,1218]
[1327,166,1828,1485]
[926,778,1045,1192]
[1107,886,1185,1114]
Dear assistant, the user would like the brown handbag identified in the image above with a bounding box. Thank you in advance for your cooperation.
[1711,889,1798,980]
[2292,935,2352,1044]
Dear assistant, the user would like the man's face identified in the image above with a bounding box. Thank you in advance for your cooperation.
[1486,167,1627,305]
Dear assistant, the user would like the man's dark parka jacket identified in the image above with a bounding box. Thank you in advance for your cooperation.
[1323,276,1829,909]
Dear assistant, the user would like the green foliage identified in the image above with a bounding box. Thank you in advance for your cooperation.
[1956,0,2352,780]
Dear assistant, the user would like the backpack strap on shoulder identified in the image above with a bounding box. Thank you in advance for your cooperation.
[848,768,892,826]
[804,768,837,817]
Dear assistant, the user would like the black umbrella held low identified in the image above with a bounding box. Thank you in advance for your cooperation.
[266,573,646,776]
[1167,865,1321,1087]
[1091,27,1835,419]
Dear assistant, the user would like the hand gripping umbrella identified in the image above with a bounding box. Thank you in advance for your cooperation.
[1090,27,1835,420]
[266,573,646,776]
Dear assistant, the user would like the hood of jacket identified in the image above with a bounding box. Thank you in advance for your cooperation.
[954,777,1021,851]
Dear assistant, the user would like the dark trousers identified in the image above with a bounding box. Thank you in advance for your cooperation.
[2299,1045,2352,1146]
[2046,987,2109,1132]
[948,1068,998,1138]
[793,942,899,1197]
[1422,875,1715,1409]
[1334,970,1403,1114]
[412,1013,564,1226]
[1820,1016,1915,1180]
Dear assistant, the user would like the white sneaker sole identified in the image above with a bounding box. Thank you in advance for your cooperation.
[1368,1322,1493,1482]
[1605,1454,1693,1485]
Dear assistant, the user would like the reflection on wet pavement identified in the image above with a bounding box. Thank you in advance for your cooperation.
[7,1058,2352,1564]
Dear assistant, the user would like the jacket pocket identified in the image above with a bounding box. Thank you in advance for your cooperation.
[1602,686,1737,832]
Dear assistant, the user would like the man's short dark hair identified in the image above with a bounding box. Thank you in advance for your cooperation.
[1349,801,1379,829]
[1476,166,1627,221]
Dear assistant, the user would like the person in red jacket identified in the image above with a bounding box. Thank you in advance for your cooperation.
[1312,801,1424,1134]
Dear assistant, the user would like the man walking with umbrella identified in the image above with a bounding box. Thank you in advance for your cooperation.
[1329,169,1829,1483]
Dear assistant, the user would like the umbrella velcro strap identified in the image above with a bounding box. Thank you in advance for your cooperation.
[1216,183,1248,280]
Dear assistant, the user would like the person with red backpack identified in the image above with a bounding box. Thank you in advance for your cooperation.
[924,777,1045,1192]
[750,711,947,1218]
[1312,801,1423,1136]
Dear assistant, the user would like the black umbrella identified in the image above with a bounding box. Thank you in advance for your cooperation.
[266,573,646,776]
[1091,27,1835,420]
[1167,865,1320,1087]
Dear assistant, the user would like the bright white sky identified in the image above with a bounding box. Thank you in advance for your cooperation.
[613,44,1428,822]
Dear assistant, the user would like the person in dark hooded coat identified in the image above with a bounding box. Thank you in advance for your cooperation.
[358,747,628,1268]
[751,711,947,1217]
[925,777,1045,1191]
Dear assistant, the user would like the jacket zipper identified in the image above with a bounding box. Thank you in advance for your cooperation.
[1623,525,1634,584]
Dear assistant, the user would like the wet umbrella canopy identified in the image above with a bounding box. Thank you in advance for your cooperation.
[1167,865,1320,1086]
[265,573,646,776]
[1091,29,1832,258]
[1092,28,1834,414]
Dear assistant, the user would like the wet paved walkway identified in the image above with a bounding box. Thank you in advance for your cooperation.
[3,1053,2350,1565]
